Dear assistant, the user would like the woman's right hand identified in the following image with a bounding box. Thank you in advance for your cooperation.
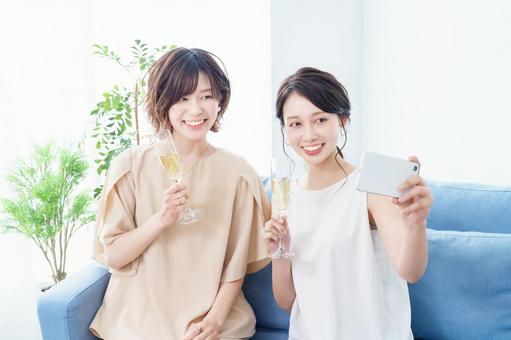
[158,183,188,228]
[264,216,290,254]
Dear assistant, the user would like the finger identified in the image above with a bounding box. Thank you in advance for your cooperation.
[408,155,421,167]
[189,326,204,340]
[164,183,187,194]
[165,197,183,207]
[165,187,188,199]
[398,175,425,192]
[184,325,196,340]
[193,323,210,340]
[271,215,286,225]
[264,231,280,243]
[398,186,426,204]
[166,193,189,206]
[167,190,189,200]
[164,193,188,207]
[270,221,286,235]
[264,221,284,233]
[394,197,414,210]
[401,200,429,215]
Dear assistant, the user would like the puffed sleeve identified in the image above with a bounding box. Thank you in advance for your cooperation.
[220,163,271,282]
[92,149,139,276]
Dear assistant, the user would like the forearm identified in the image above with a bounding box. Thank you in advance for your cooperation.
[104,212,165,270]
[397,223,428,283]
[205,279,244,329]
[272,259,296,311]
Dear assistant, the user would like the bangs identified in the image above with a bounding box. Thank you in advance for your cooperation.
[162,50,226,106]
[146,47,231,133]
[162,54,199,104]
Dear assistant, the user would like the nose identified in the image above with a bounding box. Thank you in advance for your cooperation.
[303,125,318,142]
[189,99,203,116]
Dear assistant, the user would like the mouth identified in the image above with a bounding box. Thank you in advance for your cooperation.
[183,119,207,129]
[301,143,324,156]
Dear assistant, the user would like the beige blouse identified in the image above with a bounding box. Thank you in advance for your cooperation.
[90,145,270,340]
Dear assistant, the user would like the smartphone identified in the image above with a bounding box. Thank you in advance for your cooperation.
[357,152,420,198]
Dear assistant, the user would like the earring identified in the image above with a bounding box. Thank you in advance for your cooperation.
[285,138,290,145]
[340,126,346,137]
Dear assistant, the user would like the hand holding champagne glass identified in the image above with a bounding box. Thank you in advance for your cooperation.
[154,129,203,224]
[269,158,294,259]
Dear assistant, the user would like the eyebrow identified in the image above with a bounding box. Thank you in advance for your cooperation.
[199,88,213,93]
[286,111,325,120]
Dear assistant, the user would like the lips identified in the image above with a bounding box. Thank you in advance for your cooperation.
[302,143,324,156]
[183,119,206,129]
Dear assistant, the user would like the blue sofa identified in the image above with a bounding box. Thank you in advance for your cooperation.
[37,180,511,340]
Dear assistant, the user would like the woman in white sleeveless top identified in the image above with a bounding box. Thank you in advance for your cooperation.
[264,67,433,340]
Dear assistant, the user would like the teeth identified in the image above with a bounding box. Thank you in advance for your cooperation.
[303,145,322,152]
[185,120,204,127]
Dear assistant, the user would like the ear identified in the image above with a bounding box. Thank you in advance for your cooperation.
[217,106,222,113]
[339,116,349,128]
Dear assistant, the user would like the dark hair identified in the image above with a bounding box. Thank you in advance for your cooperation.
[276,67,351,179]
[146,47,231,133]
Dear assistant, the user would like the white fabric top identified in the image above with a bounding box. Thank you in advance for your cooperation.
[287,169,413,340]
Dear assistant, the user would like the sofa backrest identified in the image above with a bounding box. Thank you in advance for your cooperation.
[410,181,511,340]
[427,180,511,233]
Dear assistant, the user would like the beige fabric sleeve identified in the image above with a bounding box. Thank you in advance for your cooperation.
[221,164,271,283]
[92,149,139,276]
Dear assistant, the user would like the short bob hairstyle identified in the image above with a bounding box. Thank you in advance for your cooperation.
[146,47,231,133]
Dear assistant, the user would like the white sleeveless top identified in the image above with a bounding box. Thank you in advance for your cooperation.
[287,169,413,340]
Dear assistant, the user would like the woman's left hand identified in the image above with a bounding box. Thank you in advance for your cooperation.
[392,156,433,228]
[184,318,220,340]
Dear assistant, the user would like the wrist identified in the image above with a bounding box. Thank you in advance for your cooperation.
[403,221,427,232]
[203,314,222,330]
[153,210,168,232]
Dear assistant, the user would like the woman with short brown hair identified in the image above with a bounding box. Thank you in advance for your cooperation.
[90,47,269,340]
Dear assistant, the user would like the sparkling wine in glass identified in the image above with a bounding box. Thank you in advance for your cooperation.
[271,158,294,259]
[154,129,203,224]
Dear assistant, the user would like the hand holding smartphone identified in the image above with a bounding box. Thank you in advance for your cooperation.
[357,152,420,198]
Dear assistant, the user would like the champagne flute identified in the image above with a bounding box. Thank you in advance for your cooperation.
[153,129,203,224]
[271,157,294,259]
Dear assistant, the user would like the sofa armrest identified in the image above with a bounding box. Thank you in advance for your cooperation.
[37,262,111,340]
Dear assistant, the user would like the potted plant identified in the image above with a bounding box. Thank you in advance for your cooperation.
[0,143,95,286]
[89,40,174,197]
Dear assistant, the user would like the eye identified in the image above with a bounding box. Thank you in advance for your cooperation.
[314,117,328,124]
[201,95,214,100]
[289,122,300,127]
[179,97,188,102]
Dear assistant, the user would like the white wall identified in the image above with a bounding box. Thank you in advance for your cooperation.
[272,0,511,186]
[0,1,270,337]
[362,0,511,185]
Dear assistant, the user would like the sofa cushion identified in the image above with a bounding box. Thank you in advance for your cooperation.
[427,181,511,233]
[251,327,289,340]
[243,264,290,331]
[409,228,511,340]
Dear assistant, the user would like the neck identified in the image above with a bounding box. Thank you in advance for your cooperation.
[303,151,353,190]
[172,132,212,165]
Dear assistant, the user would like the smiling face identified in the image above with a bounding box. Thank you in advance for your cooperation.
[283,92,344,166]
[146,47,231,138]
[168,72,220,142]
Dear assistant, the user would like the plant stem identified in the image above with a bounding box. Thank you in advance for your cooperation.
[134,81,140,145]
